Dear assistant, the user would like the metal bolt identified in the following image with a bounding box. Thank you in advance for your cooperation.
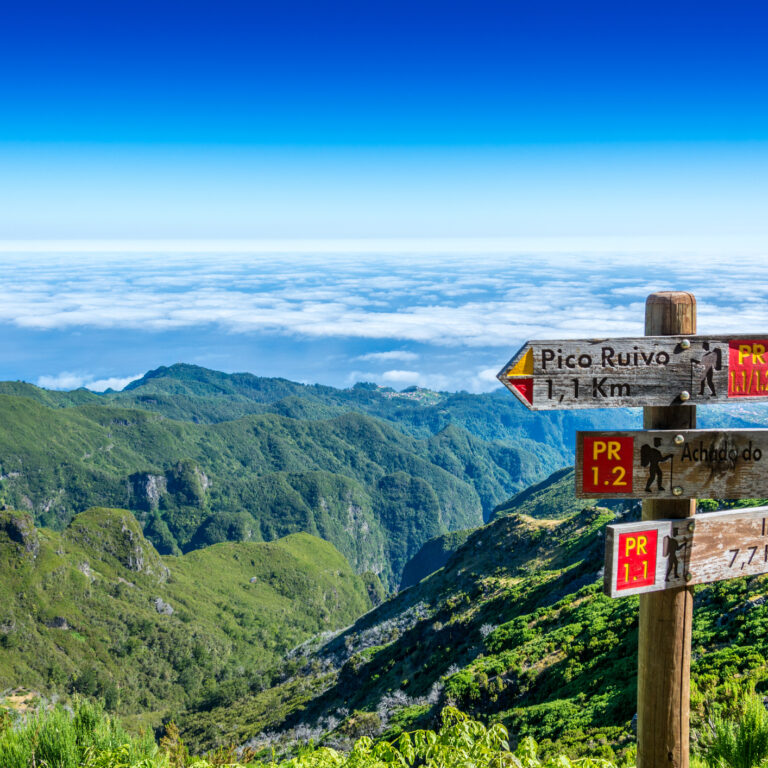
[674,434,685,445]
[685,572,693,582]
[680,339,691,349]
[673,486,683,496]
[680,391,691,401]
[687,521,695,532]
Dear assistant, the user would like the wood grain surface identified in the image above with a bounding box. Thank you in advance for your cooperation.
[637,291,695,768]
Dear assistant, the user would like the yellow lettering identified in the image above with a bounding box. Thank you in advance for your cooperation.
[753,344,766,365]
[739,344,753,365]
[625,536,637,556]
[607,441,621,460]
[637,535,647,555]
[592,440,607,460]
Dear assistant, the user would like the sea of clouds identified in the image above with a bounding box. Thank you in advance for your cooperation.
[0,245,766,393]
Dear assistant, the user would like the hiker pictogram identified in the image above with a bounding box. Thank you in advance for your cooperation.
[641,438,673,492]
[694,341,722,396]
[664,533,687,581]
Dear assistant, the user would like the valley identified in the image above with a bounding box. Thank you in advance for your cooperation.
[2,366,768,762]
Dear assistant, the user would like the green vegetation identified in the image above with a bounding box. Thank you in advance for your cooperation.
[491,467,635,522]
[177,472,768,761]
[6,367,768,762]
[0,376,559,587]
[492,467,597,520]
[0,507,371,727]
[696,683,768,768]
[0,700,628,768]
[175,505,636,757]
[8,698,767,768]
[0,698,158,768]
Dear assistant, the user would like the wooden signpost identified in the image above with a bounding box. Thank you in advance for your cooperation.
[497,291,768,768]
[575,429,768,500]
[497,334,768,410]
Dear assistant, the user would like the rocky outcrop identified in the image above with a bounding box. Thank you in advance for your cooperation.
[65,508,170,583]
[128,473,168,511]
[129,462,210,513]
[153,597,174,615]
[0,510,39,559]
[44,616,70,629]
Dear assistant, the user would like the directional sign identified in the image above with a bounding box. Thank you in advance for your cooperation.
[576,429,768,500]
[604,506,768,597]
[498,335,768,410]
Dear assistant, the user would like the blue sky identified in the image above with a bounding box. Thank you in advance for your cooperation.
[0,2,767,391]
[1,1,767,240]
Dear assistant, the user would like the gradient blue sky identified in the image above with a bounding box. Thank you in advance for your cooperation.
[1,1,767,239]
[1,2,767,392]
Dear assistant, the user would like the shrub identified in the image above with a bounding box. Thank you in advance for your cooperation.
[700,683,768,768]
[0,698,158,768]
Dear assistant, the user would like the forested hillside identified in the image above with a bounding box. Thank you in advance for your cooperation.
[0,393,507,588]
[0,365,643,588]
[0,506,371,728]
[176,469,768,761]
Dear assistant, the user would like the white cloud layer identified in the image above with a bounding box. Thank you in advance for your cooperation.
[5,246,768,393]
[3,250,768,349]
[36,372,141,392]
[356,350,420,362]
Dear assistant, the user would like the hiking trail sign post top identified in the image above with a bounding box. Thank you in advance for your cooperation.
[603,506,768,598]
[575,429,768,500]
[497,335,768,410]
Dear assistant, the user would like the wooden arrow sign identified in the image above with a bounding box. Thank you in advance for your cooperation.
[498,335,768,410]
[604,506,768,597]
[576,429,768,500]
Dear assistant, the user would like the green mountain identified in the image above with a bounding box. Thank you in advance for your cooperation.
[0,367,581,588]
[402,462,639,593]
[398,467,603,592]
[492,467,598,520]
[0,506,372,728]
[4,363,761,590]
[399,528,474,590]
[176,469,768,761]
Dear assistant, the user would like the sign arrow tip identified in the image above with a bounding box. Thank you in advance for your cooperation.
[509,378,534,405]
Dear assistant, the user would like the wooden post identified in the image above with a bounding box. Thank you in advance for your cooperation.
[637,292,697,768]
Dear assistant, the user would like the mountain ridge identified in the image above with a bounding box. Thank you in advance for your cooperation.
[0,369,567,588]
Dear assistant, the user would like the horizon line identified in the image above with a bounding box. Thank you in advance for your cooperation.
[1,235,767,254]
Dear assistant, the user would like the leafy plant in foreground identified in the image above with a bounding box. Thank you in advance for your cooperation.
[271,708,619,768]
[0,702,628,768]
[0,697,158,768]
[699,683,768,768]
